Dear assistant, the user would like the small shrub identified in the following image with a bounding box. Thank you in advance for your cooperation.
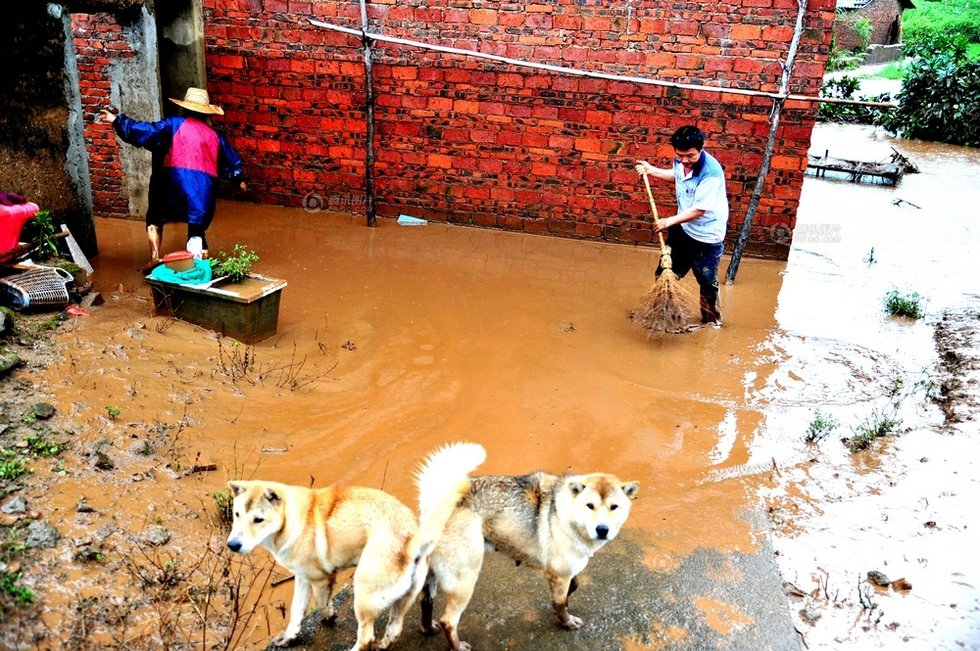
[0,571,34,606]
[819,77,892,124]
[105,405,121,420]
[884,290,925,319]
[847,411,902,452]
[805,409,840,444]
[0,449,29,481]
[211,244,259,283]
[24,434,63,457]
[24,210,60,260]
[213,491,233,528]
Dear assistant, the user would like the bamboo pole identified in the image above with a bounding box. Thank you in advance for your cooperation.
[725,0,809,284]
[358,0,376,227]
[308,19,896,109]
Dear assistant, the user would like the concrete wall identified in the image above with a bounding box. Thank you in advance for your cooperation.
[0,4,97,255]
[71,5,162,222]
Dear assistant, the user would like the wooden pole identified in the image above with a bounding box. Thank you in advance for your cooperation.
[359,0,376,227]
[725,0,808,284]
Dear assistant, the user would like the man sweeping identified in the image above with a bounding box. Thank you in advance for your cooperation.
[635,126,729,328]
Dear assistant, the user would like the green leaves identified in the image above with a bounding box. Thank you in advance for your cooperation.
[211,244,259,283]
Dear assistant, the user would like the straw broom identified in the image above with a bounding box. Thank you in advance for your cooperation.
[634,171,698,334]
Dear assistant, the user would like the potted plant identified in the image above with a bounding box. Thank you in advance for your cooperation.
[210,244,259,284]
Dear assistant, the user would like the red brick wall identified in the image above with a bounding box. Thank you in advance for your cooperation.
[72,12,134,221]
[77,0,835,258]
[834,0,901,50]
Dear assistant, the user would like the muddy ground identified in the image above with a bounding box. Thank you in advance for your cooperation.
[1,123,979,651]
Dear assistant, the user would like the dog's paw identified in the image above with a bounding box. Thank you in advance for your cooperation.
[272,632,298,647]
[561,614,584,630]
[419,621,441,636]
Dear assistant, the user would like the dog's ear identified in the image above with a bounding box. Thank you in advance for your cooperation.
[228,481,246,496]
[622,481,639,500]
[264,487,282,504]
[569,481,585,496]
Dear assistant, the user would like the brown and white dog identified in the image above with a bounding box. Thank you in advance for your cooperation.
[226,442,486,651]
[421,471,639,650]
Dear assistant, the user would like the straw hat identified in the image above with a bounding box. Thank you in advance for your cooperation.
[169,87,224,116]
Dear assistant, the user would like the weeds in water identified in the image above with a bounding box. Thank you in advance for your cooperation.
[114,529,276,650]
[0,449,29,481]
[847,409,903,452]
[845,372,937,453]
[857,575,884,625]
[256,342,336,391]
[213,491,234,528]
[216,339,255,384]
[24,433,64,457]
[0,571,34,606]
[805,409,840,444]
[884,290,925,319]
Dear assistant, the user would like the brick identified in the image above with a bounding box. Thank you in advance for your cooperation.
[731,24,763,40]
[470,9,497,25]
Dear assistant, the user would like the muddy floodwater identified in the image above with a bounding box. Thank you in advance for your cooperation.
[14,123,980,650]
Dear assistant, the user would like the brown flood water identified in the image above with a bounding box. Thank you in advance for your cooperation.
[26,123,980,649]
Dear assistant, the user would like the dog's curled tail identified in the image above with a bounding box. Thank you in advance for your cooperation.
[411,442,486,560]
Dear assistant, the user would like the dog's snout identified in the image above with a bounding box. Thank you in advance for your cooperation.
[596,525,610,540]
[227,539,242,553]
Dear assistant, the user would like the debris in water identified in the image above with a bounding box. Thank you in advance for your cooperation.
[867,570,891,586]
[397,214,428,226]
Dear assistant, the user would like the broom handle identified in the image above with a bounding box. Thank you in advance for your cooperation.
[640,171,668,251]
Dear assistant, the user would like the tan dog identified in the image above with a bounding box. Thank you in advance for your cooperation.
[226,442,486,651]
[421,471,639,650]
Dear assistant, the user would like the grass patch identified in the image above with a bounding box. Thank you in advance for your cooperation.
[884,290,926,319]
[874,61,905,79]
[805,409,840,444]
[0,571,34,606]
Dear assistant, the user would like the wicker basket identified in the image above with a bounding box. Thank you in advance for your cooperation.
[0,267,73,311]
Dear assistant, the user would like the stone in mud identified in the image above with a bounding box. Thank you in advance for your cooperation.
[867,570,891,586]
[25,521,60,549]
[32,402,55,419]
[1,495,27,514]
[92,450,114,470]
[0,353,22,378]
[799,606,821,624]
[76,497,96,513]
[143,525,171,547]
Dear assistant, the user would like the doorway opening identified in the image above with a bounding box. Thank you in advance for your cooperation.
[155,0,206,116]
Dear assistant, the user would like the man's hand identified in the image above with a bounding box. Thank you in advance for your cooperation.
[634,160,656,176]
[239,181,248,192]
[99,108,117,124]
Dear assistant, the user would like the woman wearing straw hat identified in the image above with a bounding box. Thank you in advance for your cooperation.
[100,87,246,271]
